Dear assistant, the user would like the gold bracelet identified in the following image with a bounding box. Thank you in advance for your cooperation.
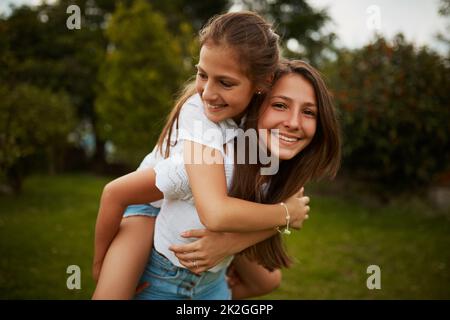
[276,202,291,235]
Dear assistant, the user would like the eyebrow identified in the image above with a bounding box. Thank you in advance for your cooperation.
[195,64,241,83]
[270,95,317,108]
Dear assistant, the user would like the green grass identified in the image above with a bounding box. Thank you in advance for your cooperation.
[0,174,449,299]
[263,194,450,299]
[0,174,108,299]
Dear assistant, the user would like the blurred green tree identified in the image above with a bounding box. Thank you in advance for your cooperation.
[0,0,229,173]
[325,35,450,191]
[95,0,189,166]
[239,0,336,66]
[0,84,76,193]
[0,1,109,171]
[148,0,229,31]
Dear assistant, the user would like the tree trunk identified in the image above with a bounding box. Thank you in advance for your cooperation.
[6,164,22,194]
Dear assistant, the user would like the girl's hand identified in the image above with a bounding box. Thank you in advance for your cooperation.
[285,187,310,230]
[169,229,234,274]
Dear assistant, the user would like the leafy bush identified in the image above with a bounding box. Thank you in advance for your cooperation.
[325,35,450,191]
[0,84,76,192]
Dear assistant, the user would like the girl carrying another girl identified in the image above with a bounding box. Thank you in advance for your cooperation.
[92,12,339,300]
[168,59,341,298]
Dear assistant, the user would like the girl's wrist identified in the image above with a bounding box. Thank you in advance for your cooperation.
[276,202,292,235]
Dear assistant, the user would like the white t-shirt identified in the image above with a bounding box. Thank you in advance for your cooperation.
[138,94,242,272]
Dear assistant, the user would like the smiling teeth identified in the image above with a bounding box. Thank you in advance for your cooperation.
[207,103,225,109]
[272,131,299,142]
[279,135,297,142]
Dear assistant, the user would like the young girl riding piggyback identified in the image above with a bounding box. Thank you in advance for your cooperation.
[92,11,311,299]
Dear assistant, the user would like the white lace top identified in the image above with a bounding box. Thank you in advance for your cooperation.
[143,94,242,272]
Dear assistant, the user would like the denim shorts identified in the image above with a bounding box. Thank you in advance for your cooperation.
[123,204,160,218]
[134,249,231,300]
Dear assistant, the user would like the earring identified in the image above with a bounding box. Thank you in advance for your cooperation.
[256,90,262,95]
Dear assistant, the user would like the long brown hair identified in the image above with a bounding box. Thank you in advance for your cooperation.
[230,60,342,270]
[156,11,280,157]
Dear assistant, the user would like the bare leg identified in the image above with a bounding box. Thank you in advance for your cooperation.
[229,255,282,299]
[92,216,155,299]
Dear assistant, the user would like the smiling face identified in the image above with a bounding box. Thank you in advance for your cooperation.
[195,43,256,123]
[258,73,318,160]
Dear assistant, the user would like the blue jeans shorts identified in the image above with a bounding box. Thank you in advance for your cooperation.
[134,249,231,300]
[123,204,160,218]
